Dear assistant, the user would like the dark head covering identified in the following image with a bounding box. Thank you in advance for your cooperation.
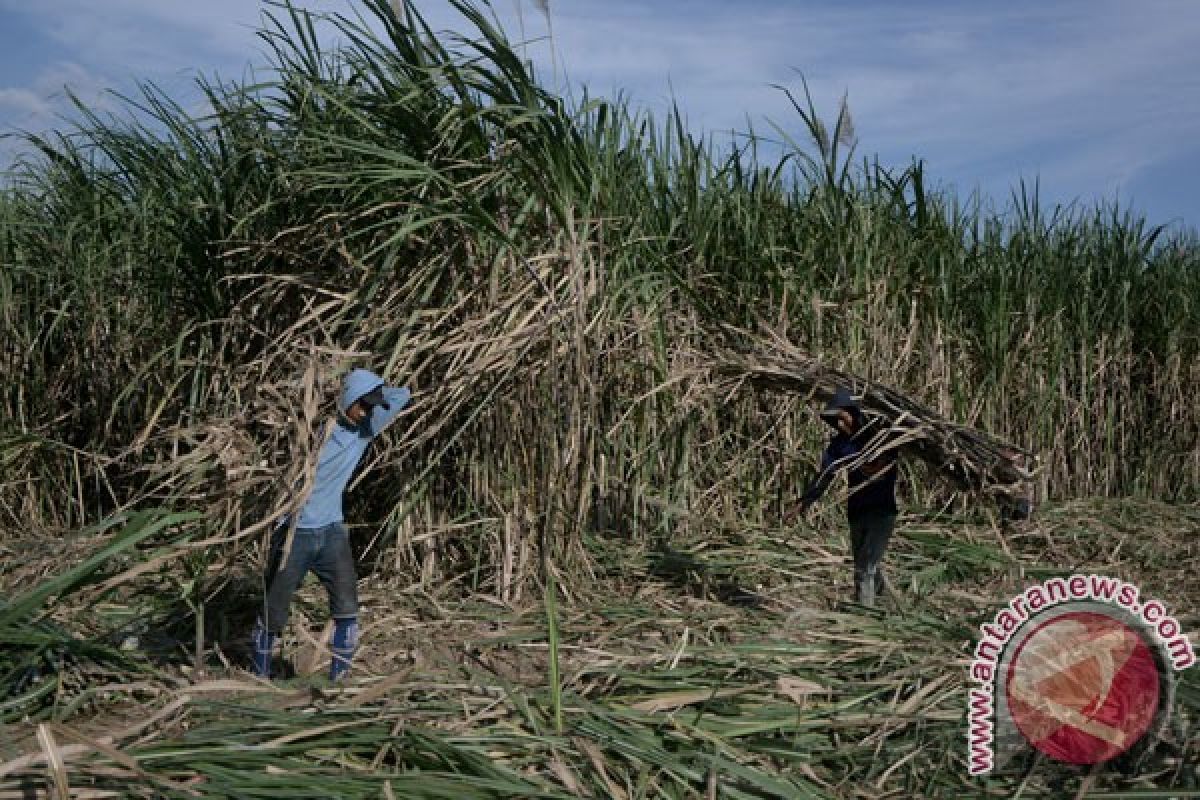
[819,386,863,430]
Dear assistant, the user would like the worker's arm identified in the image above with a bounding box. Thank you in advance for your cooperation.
[788,441,853,519]
[368,386,412,434]
[799,449,837,508]
[850,417,898,477]
[859,449,897,477]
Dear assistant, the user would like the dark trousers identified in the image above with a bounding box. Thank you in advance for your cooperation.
[261,522,358,634]
[848,510,896,606]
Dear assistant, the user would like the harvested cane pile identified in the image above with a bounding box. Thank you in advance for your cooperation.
[1,499,1196,799]
[696,326,1038,512]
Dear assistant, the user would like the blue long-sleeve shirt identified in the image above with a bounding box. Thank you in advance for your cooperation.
[294,384,410,529]
[801,427,898,517]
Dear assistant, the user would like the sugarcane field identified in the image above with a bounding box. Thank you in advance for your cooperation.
[1,1,1198,797]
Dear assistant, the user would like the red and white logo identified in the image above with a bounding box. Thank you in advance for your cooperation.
[968,575,1194,776]
[1004,610,1161,765]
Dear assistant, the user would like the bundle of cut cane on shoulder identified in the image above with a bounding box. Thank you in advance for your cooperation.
[699,325,1038,516]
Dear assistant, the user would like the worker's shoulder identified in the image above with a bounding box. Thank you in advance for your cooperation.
[324,419,371,447]
[827,434,859,458]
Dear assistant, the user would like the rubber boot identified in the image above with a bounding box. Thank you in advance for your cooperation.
[330,617,359,681]
[856,566,877,608]
[251,619,277,678]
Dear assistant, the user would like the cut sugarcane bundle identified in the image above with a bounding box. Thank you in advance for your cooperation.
[701,327,1037,513]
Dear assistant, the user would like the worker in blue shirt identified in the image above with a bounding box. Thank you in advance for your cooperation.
[251,368,410,680]
[788,387,899,607]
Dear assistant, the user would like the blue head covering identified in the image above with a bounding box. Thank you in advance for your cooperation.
[339,368,386,414]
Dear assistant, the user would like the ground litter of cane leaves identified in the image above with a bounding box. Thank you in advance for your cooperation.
[0,498,1196,799]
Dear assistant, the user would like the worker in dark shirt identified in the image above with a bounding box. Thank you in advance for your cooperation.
[788,387,899,607]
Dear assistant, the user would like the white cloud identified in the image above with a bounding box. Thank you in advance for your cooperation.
[0,87,50,120]
[0,61,117,136]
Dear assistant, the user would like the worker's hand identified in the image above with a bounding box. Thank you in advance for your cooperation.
[860,453,895,477]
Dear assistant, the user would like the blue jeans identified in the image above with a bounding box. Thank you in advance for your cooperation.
[261,522,358,634]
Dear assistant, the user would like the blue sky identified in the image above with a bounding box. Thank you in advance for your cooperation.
[2,0,1198,231]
